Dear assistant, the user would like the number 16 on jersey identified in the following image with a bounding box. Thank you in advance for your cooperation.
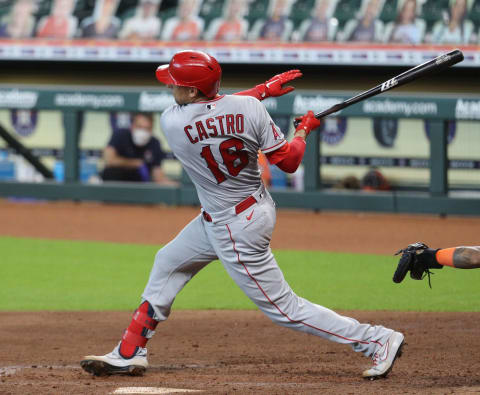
[200,137,249,183]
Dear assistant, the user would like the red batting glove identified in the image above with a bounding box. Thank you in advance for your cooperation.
[294,110,321,137]
[255,69,302,99]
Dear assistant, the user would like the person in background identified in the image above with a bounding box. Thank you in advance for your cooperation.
[203,0,249,41]
[339,0,384,42]
[119,0,161,40]
[385,0,424,44]
[249,0,294,41]
[0,0,37,38]
[361,167,390,191]
[293,0,338,42]
[161,0,204,41]
[80,0,121,39]
[102,112,175,185]
[36,0,78,39]
[430,0,474,44]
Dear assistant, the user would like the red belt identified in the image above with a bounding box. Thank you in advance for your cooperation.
[202,195,257,222]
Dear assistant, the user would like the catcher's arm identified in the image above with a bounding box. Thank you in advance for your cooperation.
[450,247,480,269]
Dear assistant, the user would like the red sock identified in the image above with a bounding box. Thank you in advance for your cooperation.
[435,248,455,267]
[119,301,158,359]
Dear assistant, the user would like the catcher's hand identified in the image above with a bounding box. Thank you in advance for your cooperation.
[393,242,443,288]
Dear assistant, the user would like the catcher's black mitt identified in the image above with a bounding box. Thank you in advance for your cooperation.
[393,242,443,288]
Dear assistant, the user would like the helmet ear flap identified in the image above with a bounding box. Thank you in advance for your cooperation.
[155,64,174,85]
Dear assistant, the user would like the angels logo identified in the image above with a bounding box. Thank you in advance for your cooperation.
[270,121,281,140]
[10,109,38,137]
[319,117,347,145]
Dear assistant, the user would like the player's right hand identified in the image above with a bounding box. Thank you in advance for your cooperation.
[294,111,321,137]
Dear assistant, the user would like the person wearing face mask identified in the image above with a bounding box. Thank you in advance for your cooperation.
[101,112,175,184]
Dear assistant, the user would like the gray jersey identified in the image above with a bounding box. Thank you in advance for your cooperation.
[160,94,286,213]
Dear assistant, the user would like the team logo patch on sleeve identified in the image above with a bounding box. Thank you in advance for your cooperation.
[270,122,281,140]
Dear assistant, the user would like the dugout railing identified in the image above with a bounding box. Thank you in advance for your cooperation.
[0,85,479,215]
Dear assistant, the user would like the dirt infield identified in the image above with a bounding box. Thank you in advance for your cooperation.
[1,200,480,394]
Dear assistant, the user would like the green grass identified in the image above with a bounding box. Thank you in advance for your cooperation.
[1,236,479,312]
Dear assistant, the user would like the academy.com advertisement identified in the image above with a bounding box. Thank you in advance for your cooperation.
[0,89,478,187]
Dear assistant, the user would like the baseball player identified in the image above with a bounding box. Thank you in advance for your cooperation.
[393,243,480,286]
[81,50,404,380]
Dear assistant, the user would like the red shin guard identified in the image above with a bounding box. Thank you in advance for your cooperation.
[119,301,158,359]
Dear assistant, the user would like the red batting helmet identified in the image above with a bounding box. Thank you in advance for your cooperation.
[156,50,222,98]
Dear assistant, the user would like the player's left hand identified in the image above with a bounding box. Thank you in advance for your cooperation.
[256,69,302,99]
[294,110,321,137]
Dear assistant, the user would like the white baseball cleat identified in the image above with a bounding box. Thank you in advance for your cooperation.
[81,345,148,376]
[362,331,405,380]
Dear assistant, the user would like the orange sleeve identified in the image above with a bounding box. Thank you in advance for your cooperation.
[436,248,456,267]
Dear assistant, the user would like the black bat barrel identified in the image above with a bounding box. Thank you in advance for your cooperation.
[293,50,464,128]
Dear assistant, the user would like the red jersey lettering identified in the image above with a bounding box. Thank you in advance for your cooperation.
[184,125,198,144]
[225,114,235,134]
[196,121,209,141]
[236,114,244,133]
[215,115,225,135]
[205,118,218,137]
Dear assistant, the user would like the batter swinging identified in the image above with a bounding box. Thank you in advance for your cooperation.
[81,50,404,380]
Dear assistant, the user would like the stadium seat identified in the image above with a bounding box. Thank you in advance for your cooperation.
[159,5,177,23]
[35,0,53,20]
[73,0,94,22]
[470,0,480,29]
[420,0,449,32]
[0,2,12,21]
[119,6,136,24]
[199,0,225,30]
[289,0,315,30]
[117,0,139,16]
[247,0,270,27]
[378,0,397,23]
[334,0,362,29]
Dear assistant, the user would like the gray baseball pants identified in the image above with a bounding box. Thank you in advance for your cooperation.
[142,186,393,357]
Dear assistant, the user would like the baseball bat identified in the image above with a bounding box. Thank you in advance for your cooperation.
[294,49,464,127]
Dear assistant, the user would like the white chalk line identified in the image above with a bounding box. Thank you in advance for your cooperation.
[112,387,203,394]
